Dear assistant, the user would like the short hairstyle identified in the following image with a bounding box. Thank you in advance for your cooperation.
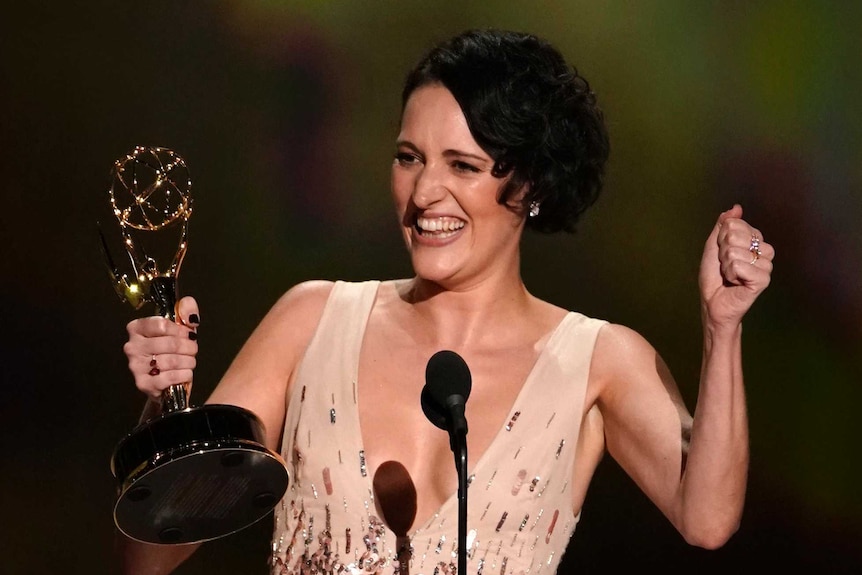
[401,28,610,233]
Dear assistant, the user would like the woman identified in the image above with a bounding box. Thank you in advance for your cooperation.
[120,29,774,574]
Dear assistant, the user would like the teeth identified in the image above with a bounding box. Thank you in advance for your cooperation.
[416,217,465,233]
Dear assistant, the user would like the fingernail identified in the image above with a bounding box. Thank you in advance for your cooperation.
[189,331,198,341]
[189,313,200,325]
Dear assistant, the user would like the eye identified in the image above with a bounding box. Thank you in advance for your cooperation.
[394,151,421,166]
[451,160,480,173]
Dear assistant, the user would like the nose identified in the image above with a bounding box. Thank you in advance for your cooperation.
[411,161,448,209]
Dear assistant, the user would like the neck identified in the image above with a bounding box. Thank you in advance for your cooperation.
[397,275,534,349]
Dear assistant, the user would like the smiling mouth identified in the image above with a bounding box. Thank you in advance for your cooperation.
[415,216,466,239]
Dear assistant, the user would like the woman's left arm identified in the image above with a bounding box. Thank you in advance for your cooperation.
[677,203,774,546]
[594,204,773,549]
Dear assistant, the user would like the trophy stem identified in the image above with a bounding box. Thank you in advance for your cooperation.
[150,276,178,320]
[150,276,190,412]
[162,383,189,412]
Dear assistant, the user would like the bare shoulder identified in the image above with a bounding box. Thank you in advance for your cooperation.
[588,321,690,434]
[593,322,658,366]
[214,280,336,377]
[589,322,664,399]
[252,280,334,338]
[270,279,335,316]
[207,280,336,448]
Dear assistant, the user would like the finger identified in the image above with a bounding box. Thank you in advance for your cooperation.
[718,219,771,262]
[718,203,743,227]
[746,238,775,272]
[743,231,772,266]
[717,218,757,248]
[124,331,199,357]
[176,296,200,329]
[757,241,775,262]
[127,315,194,339]
[721,249,774,285]
[131,352,197,374]
[719,234,767,261]
[132,353,197,398]
[709,205,741,243]
[703,205,742,270]
[127,320,199,353]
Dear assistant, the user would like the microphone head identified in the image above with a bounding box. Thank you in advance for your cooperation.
[421,350,472,431]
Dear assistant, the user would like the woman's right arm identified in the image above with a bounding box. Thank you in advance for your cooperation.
[204,280,335,450]
[117,280,335,573]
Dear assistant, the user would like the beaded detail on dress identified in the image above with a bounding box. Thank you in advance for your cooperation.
[270,281,605,575]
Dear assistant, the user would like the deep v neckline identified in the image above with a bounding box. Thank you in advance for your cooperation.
[351,291,575,538]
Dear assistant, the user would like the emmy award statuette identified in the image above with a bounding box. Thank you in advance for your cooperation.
[100,146,289,544]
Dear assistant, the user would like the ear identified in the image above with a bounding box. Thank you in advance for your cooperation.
[501,178,531,213]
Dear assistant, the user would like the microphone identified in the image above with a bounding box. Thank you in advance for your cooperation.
[421,349,472,575]
[421,350,472,444]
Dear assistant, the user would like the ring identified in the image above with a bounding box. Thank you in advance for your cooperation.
[749,235,762,264]
[148,354,160,376]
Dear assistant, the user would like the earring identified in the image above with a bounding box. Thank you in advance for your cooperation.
[528,201,540,218]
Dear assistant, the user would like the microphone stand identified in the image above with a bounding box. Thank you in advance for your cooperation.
[451,430,468,575]
[423,350,473,575]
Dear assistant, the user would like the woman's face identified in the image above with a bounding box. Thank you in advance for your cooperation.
[391,84,525,288]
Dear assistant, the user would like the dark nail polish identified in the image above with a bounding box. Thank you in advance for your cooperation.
[189,314,200,325]
[189,331,198,341]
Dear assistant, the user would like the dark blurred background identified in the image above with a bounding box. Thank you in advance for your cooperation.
[2,1,860,573]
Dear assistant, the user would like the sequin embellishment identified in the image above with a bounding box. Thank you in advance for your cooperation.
[531,509,544,531]
[322,467,333,495]
[505,411,521,431]
[486,469,498,490]
[545,509,559,544]
[359,450,367,477]
[495,511,508,532]
[512,469,527,495]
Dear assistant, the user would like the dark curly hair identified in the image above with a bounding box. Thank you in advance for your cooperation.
[401,29,610,233]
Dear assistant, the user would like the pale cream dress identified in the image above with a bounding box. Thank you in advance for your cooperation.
[270,281,605,575]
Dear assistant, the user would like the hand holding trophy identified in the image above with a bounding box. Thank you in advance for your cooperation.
[100,146,289,545]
